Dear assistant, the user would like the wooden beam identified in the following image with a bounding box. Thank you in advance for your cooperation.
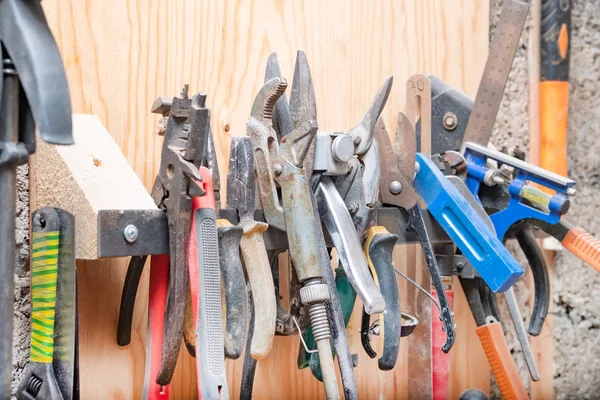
[33,115,157,259]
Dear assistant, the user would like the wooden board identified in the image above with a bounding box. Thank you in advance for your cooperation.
[37,1,491,398]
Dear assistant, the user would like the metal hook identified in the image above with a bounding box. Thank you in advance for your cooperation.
[394,268,442,313]
[293,316,318,354]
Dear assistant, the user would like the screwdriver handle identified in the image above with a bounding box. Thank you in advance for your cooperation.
[476,322,528,400]
[562,227,600,272]
[239,220,277,359]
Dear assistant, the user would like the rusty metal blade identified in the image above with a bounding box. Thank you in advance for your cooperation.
[349,76,393,155]
[289,51,317,130]
[375,120,419,209]
[394,112,416,180]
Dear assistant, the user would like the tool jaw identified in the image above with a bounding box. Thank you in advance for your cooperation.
[348,76,393,155]
[246,116,286,231]
[375,119,418,210]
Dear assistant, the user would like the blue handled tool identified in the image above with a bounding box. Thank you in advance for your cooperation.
[413,153,524,292]
[462,142,575,239]
[405,74,524,293]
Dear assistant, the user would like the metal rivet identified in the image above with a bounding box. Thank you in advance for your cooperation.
[124,224,139,243]
[353,135,361,145]
[443,112,458,131]
[273,163,284,176]
[331,134,355,162]
[347,201,359,215]
[567,187,577,197]
[414,161,420,175]
[389,181,403,195]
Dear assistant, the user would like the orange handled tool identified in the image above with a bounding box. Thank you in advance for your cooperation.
[532,219,600,272]
[460,277,528,400]
[540,0,572,176]
[476,322,528,400]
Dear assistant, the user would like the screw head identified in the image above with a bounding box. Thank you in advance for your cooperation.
[389,181,403,195]
[443,112,458,131]
[124,224,139,243]
[273,163,284,176]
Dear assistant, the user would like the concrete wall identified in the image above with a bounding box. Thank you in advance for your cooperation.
[491,0,600,398]
[11,1,600,398]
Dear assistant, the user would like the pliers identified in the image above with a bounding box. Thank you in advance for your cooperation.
[246,51,355,400]
[117,88,233,399]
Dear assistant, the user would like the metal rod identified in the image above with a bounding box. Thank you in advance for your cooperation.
[317,338,340,400]
[0,57,20,398]
[504,287,540,381]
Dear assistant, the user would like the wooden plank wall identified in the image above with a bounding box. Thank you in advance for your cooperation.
[38,1,491,398]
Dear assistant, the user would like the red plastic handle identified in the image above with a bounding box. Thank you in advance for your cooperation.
[147,254,171,400]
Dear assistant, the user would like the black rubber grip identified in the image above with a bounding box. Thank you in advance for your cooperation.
[541,0,572,81]
[515,225,549,336]
[218,223,247,359]
[368,232,401,371]
[117,255,147,346]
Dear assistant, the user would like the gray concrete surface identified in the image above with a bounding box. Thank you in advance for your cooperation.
[491,0,600,398]
[9,1,600,398]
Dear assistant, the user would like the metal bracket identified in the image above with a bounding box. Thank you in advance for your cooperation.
[97,210,168,257]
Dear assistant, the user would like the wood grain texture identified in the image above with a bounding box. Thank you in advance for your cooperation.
[33,115,158,259]
[36,0,490,398]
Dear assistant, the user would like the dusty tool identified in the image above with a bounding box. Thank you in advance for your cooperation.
[263,51,358,398]
[117,89,236,399]
[18,208,76,400]
[189,167,229,399]
[226,136,276,359]
[376,113,455,353]
[247,64,340,399]
[0,1,73,394]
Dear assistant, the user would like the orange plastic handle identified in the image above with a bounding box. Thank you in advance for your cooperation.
[540,81,569,177]
[562,227,600,272]
[476,322,528,400]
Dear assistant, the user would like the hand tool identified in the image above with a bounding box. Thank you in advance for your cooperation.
[189,166,229,399]
[0,1,73,394]
[117,87,204,386]
[272,51,360,396]
[460,277,528,400]
[216,220,246,359]
[409,74,525,294]
[315,79,390,315]
[247,55,341,399]
[117,89,237,398]
[225,136,275,360]
[377,112,456,352]
[18,207,76,400]
[540,0,572,176]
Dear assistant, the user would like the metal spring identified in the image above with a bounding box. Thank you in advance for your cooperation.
[263,79,287,120]
[308,302,330,342]
[27,374,43,396]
